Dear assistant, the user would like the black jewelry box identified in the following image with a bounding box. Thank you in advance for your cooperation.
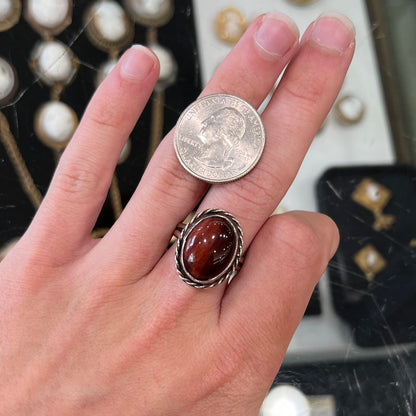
[317,165,416,347]
[0,0,201,249]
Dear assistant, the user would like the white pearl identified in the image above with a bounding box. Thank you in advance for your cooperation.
[33,41,75,85]
[0,0,13,20]
[27,0,69,29]
[366,250,378,268]
[223,15,243,40]
[260,385,311,416]
[126,0,170,18]
[366,182,381,202]
[91,1,128,42]
[38,101,76,143]
[150,43,176,87]
[95,58,118,88]
[337,95,364,123]
[0,57,15,101]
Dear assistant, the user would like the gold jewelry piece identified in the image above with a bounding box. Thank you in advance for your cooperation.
[352,178,396,231]
[215,8,246,45]
[34,100,78,151]
[84,0,134,55]
[0,112,42,208]
[123,0,174,28]
[146,43,177,163]
[24,0,72,38]
[0,57,18,105]
[30,40,79,87]
[0,0,21,32]
[334,94,365,125]
[353,244,386,282]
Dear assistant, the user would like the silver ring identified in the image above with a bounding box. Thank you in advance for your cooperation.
[175,209,243,289]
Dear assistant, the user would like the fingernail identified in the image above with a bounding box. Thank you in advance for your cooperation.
[309,13,355,55]
[254,12,299,60]
[120,44,157,82]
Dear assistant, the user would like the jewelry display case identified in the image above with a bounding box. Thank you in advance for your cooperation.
[0,1,415,414]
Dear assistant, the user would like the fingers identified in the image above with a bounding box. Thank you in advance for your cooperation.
[101,13,300,274]
[219,211,339,384]
[30,46,160,255]
[145,13,354,311]
[199,13,355,251]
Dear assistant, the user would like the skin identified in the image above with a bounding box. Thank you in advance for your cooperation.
[0,12,355,416]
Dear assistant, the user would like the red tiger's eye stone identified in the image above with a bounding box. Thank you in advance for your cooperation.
[183,217,237,281]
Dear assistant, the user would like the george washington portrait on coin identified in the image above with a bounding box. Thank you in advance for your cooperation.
[196,106,246,170]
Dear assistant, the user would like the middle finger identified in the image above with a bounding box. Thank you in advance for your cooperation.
[100,12,300,274]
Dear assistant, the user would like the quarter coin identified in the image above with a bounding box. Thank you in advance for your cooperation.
[174,94,265,183]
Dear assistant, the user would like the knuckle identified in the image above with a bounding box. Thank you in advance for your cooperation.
[54,159,103,199]
[207,333,246,388]
[227,166,282,215]
[154,163,200,208]
[86,102,126,136]
[282,77,325,112]
[275,214,325,271]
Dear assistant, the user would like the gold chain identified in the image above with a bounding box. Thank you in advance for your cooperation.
[0,111,43,208]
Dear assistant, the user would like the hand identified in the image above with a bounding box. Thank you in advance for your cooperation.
[0,12,355,415]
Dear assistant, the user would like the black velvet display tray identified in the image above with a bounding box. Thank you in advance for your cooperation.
[0,0,201,248]
[277,351,416,416]
[317,165,416,347]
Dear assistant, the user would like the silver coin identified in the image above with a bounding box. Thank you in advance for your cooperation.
[174,94,265,183]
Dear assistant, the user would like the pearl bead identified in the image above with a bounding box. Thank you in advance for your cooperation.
[27,0,70,29]
[31,41,77,86]
[34,101,78,149]
[0,57,17,103]
[90,1,129,42]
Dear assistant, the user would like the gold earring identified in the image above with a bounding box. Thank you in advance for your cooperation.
[351,178,395,231]
[215,8,246,45]
[353,244,386,282]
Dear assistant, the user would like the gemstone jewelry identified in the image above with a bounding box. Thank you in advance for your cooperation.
[0,0,21,32]
[175,209,243,289]
[84,0,134,56]
[334,94,365,125]
[146,43,177,162]
[85,1,136,221]
[123,0,174,28]
[353,244,386,282]
[34,100,78,151]
[351,178,396,231]
[215,7,246,45]
[24,0,72,38]
[30,40,78,87]
[26,1,78,153]
[0,57,18,105]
